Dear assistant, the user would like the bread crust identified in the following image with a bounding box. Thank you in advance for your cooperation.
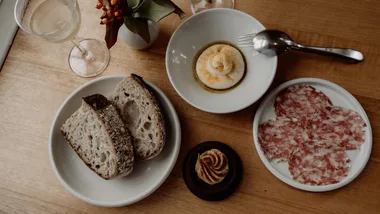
[61,94,134,179]
[111,74,166,160]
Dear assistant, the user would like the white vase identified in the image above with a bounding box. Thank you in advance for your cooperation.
[118,21,160,50]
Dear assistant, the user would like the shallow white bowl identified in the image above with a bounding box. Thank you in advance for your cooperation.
[253,78,372,192]
[166,9,277,114]
[49,75,181,207]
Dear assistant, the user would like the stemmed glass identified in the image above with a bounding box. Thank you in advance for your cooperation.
[14,0,110,77]
[190,0,235,14]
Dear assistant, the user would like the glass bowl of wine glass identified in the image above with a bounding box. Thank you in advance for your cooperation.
[14,0,110,77]
[190,0,235,14]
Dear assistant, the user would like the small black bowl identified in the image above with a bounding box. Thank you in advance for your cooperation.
[183,141,243,201]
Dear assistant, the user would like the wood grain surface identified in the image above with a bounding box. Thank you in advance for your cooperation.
[1,0,380,213]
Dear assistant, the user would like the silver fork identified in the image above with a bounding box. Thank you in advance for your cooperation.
[238,33,257,48]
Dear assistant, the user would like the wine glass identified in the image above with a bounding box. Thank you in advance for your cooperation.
[14,0,110,77]
[190,0,235,14]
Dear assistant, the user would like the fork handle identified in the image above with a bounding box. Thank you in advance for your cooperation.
[291,43,364,63]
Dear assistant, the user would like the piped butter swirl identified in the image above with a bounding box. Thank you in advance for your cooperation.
[195,149,229,185]
[196,44,245,90]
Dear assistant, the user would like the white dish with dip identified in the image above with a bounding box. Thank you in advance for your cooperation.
[166,9,277,114]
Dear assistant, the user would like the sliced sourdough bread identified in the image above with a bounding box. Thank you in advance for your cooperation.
[111,74,166,160]
[61,94,134,179]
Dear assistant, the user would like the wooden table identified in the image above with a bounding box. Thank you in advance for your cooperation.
[1,0,380,213]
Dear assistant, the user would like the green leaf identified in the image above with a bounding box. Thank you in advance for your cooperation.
[127,0,142,9]
[124,17,151,43]
[102,0,108,7]
[152,0,185,19]
[133,0,175,22]
[105,18,124,49]
[120,0,133,16]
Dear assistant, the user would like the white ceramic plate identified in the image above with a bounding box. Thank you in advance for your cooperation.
[49,75,181,207]
[253,78,372,192]
[166,9,277,114]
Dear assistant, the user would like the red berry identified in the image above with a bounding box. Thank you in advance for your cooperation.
[96,3,102,9]
[102,18,109,24]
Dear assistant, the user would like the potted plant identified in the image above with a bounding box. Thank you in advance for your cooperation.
[96,0,185,49]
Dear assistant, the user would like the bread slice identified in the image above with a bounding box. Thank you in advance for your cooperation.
[111,74,166,160]
[61,94,134,179]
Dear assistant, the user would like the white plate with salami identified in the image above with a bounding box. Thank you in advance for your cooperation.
[253,78,372,192]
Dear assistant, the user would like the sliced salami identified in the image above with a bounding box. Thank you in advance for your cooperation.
[274,85,332,123]
[308,106,367,150]
[257,83,368,186]
[288,143,350,185]
[258,117,309,161]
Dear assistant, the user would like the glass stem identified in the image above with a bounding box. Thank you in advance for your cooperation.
[71,38,92,60]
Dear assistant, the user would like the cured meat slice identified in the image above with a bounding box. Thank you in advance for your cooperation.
[308,106,367,150]
[258,117,309,161]
[288,143,350,185]
[275,85,332,123]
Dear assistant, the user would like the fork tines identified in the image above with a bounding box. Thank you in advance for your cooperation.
[238,33,256,48]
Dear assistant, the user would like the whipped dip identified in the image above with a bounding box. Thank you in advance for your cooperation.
[195,44,245,90]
